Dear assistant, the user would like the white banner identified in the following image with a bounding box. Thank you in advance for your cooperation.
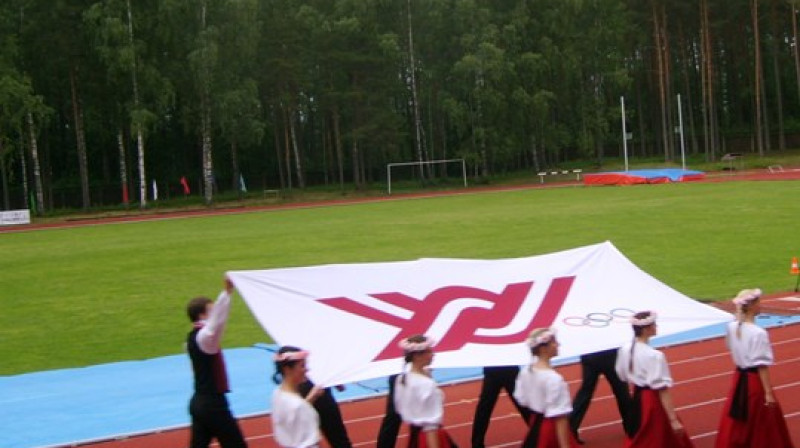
[228,242,732,386]
[0,209,31,226]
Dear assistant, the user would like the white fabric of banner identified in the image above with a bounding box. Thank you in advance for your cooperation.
[228,241,732,386]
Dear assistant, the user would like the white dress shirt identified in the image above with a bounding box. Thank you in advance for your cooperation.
[196,290,231,354]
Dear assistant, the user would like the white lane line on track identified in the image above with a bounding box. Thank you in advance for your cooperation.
[558,334,800,387]
[250,363,800,446]
[689,380,800,441]
[245,332,800,446]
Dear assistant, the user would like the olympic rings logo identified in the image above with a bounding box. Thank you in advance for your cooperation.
[562,308,636,328]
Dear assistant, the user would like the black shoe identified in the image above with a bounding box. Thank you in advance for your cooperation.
[572,431,585,445]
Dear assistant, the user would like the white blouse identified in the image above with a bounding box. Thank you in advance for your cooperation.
[513,366,572,418]
[726,321,774,368]
[393,371,444,430]
[615,341,673,390]
[271,388,320,448]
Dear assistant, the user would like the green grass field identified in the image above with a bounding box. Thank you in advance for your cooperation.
[2,180,799,375]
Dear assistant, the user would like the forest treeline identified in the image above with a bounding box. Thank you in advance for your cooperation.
[1,0,799,211]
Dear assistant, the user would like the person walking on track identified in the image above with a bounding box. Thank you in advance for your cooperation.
[714,288,794,448]
[615,311,694,448]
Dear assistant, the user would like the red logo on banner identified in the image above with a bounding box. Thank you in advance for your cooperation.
[318,276,575,360]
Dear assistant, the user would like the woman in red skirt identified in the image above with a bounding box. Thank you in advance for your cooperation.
[714,288,794,448]
[393,334,457,448]
[513,328,578,448]
[614,311,694,448]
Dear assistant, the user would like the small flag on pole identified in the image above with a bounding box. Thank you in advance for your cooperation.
[239,174,247,193]
[122,183,129,205]
[152,179,158,201]
[180,176,191,195]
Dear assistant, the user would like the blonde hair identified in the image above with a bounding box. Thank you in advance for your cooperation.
[526,328,555,356]
[734,289,761,339]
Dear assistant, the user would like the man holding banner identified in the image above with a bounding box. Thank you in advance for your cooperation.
[185,278,248,448]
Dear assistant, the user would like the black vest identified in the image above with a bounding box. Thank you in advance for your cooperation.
[187,327,230,394]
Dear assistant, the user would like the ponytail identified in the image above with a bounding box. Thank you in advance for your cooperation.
[628,336,636,373]
[736,302,751,339]
[733,289,761,339]
[629,311,654,372]
[400,355,411,386]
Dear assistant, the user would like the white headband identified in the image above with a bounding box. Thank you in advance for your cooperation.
[526,328,557,347]
[732,288,762,307]
[630,312,657,327]
[273,350,309,362]
[399,336,436,353]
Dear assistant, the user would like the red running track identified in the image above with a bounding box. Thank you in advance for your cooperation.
[82,321,800,448]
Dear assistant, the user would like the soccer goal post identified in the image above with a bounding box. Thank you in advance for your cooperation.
[386,158,468,195]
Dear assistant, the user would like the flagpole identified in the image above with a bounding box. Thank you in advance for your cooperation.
[678,94,686,171]
[621,96,629,172]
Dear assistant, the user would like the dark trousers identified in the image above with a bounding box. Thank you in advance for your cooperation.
[189,393,248,448]
[377,374,402,448]
[298,380,353,448]
[471,366,530,448]
[569,349,631,435]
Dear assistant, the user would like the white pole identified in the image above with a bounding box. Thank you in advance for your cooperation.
[461,159,467,188]
[677,94,686,171]
[621,96,629,172]
[387,166,392,195]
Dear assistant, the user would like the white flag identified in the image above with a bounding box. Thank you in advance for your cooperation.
[151,179,158,201]
[228,242,732,386]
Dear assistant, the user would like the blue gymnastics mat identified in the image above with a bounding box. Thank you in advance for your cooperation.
[3,314,799,448]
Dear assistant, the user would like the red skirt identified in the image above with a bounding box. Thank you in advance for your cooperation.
[521,413,579,448]
[407,426,457,448]
[625,388,694,448]
[714,370,794,448]
[536,418,580,448]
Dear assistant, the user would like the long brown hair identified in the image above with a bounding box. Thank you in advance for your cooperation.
[629,311,654,372]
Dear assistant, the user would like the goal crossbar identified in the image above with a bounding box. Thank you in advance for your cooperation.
[386,159,467,194]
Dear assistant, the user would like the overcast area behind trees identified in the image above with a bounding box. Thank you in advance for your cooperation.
[1,0,799,212]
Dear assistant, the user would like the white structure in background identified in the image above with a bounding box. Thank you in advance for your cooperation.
[386,158,467,195]
[0,209,31,226]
